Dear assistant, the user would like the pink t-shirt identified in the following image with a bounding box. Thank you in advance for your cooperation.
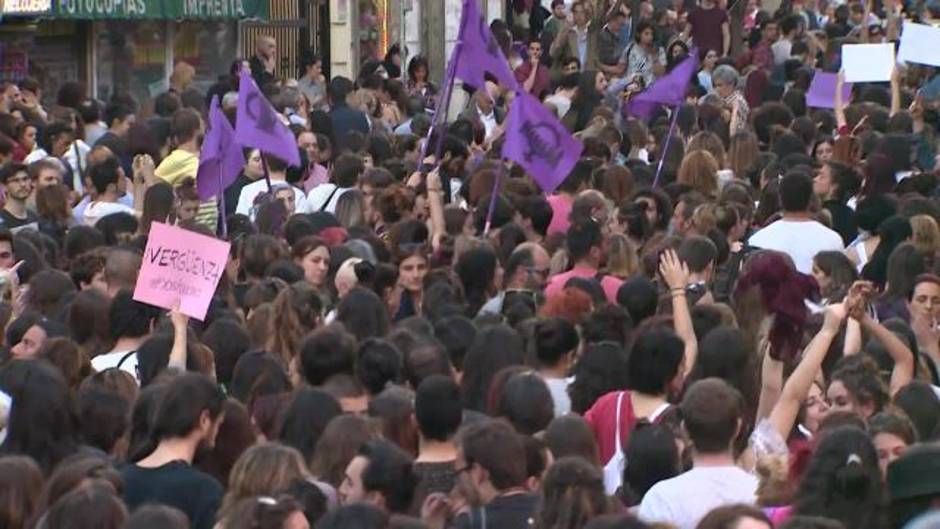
[544,264,624,304]
[546,194,573,237]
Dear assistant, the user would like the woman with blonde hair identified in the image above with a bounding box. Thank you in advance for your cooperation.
[677,150,720,198]
[335,189,368,230]
[606,234,639,279]
[910,214,940,266]
[220,443,311,518]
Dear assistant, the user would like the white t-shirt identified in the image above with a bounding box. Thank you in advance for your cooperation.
[91,350,139,383]
[748,219,844,274]
[83,201,136,227]
[235,180,310,220]
[638,466,758,529]
[306,183,352,214]
[543,376,573,416]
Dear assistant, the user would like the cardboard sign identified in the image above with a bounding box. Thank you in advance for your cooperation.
[806,71,853,109]
[897,22,940,67]
[841,43,895,83]
[133,222,230,321]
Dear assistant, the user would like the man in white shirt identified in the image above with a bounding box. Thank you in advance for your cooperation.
[90,289,161,384]
[748,171,843,274]
[534,316,579,416]
[772,14,802,65]
[82,157,136,227]
[306,152,366,214]
[639,379,758,529]
[236,153,309,220]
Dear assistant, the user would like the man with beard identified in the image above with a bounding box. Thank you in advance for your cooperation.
[544,218,624,304]
[121,373,226,529]
[449,420,537,529]
[478,242,551,316]
[0,162,38,231]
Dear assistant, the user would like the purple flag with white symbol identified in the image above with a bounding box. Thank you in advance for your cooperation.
[235,68,301,167]
[626,51,698,120]
[453,0,518,90]
[196,96,246,201]
[502,91,583,193]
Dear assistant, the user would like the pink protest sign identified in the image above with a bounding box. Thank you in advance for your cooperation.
[133,222,230,321]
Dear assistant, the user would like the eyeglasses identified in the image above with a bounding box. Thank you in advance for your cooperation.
[455,462,473,475]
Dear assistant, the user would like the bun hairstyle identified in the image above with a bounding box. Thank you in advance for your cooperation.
[837,452,869,498]
[794,426,886,529]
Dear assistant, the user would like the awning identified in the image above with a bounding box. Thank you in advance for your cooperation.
[52,0,269,20]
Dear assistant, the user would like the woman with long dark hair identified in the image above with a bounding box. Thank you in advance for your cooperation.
[792,427,885,529]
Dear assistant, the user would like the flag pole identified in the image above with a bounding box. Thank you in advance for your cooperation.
[430,45,460,164]
[217,158,228,238]
[483,161,504,236]
[653,105,681,188]
[260,152,273,191]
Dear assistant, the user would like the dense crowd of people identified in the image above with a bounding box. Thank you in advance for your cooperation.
[0,0,940,528]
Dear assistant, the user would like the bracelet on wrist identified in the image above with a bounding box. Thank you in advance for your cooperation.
[670,287,686,292]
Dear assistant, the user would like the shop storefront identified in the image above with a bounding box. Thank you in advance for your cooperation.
[52,0,268,104]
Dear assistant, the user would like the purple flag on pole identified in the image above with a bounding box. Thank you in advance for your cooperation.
[235,68,301,167]
[502,91,583,194]
[453,0,518,90]
[196,96,245,201]
[626,52,698,120]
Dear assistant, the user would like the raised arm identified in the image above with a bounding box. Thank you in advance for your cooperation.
[168,304,189,370]
[890,65,901,117]
[660,249,698,378]
[768,303,846,438]
[426,168,447,252]
[835,70,848,131]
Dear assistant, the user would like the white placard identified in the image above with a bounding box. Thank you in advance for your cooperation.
[897,22,940,67]
[842,43,895,83]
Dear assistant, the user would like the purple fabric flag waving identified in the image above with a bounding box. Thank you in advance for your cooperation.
[626,51,698,120]
[453,0,518,90]
[503,91,583,193]
[196,96,245,201]
[235,68,301,167]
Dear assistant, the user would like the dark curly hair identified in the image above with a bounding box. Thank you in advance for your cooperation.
[535,456,609,529]
[829,355,889,418]
[567,342,630,414]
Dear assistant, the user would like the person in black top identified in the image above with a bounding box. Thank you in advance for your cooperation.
[0,163,38,232]
[250,36,277,89]
[121,373,226,529]
[327,77,370,153]
[94,101,135,177]
[424,420,537,529]
[814,160,861,246]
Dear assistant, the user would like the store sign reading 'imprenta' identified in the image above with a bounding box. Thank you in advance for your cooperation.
[54,0,268,19]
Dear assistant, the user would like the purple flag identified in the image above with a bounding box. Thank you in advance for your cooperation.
[453,0,518,90]
[235,68,301,167]
[806,71,853,109]
[502,91,583,193]
[626,52,698,120]
[196,96,245,201]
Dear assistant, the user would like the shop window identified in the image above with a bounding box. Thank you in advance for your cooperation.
[173,22,238,96]
[94,21,168,106]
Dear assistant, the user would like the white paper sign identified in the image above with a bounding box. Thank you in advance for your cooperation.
[842,43,895,83]
[897,22,940,67]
